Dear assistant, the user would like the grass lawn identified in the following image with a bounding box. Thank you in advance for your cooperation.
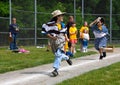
[57,62,120,85]
[0,46,96,73]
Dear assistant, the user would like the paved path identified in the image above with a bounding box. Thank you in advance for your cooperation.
[0,48,120,85]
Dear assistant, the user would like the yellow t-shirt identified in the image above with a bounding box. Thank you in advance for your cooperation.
[98,26,102,30]
[56,23,61,30]
[69,26,77,40]
[64,41,69,52]
[79,26,89,39]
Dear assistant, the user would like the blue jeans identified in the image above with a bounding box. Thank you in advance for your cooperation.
[53,48,69,70]
[82,39,88,49]
[10,34,18,50]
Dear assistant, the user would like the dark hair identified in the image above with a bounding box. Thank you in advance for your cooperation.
[100,17,104,23]
[50,17,57,22]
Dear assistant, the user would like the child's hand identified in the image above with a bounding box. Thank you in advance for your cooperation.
[66,38,69,41]
[53,36,57,40]
[97,17,101,22]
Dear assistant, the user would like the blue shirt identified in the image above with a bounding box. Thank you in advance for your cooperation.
[91,24,108,38]
[9,24,19,34]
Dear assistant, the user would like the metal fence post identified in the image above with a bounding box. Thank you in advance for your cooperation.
[34,0,37,46]
[82,0,84,23]
[9,0,12,24]
[74,0,76,22]
[110,0,112,44]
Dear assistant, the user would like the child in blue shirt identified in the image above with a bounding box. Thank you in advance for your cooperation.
[89,17,109,59]
[9,18,19,50]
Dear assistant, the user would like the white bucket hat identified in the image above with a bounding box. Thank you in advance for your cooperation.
[51,10,66,17]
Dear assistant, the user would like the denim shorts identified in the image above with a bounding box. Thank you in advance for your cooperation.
[94,37,107,50]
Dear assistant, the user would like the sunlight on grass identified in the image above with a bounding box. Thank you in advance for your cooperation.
[57,62,120,85]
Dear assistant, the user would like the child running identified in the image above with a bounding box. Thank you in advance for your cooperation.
[42,10,72,77]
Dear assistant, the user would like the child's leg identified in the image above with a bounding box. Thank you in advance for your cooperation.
[71,43,75,54]
[53,48,72,69]
[73,43,76,53]
[82,40,85,52]
[53,49,63,70]
[85,40,88,52]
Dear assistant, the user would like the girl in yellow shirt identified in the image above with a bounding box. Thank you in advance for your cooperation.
[69,22,77,54]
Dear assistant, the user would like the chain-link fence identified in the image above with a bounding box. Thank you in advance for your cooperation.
[0,17,9,46]
[0,0,120,46]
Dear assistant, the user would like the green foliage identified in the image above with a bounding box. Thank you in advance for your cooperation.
[13,0,34,11]
[0,1,9,17]
[0,0,120,30]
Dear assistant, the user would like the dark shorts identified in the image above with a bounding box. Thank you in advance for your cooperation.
[68,41,71,48]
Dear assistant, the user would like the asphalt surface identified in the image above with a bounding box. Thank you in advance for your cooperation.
[0,48,120,85]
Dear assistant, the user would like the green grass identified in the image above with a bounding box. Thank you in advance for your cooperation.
[57,62,120,85]
[0,46,96,73]
[0,46,54,73]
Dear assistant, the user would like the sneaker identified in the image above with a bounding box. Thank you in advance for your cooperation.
[66,51,73,57]
[66,59,72,65]
[99,55,103,60]
[103,52,106,57]
[51,69,58,77]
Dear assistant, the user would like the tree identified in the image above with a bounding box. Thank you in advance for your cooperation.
[0,1,9,17]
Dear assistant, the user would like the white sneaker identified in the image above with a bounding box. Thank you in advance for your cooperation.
[83,48,86,52]
[85,48,87,52]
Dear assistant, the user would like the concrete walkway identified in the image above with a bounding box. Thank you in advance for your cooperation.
[0,48,120,85]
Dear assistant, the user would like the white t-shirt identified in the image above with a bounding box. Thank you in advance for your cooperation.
[83,33,89,40]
